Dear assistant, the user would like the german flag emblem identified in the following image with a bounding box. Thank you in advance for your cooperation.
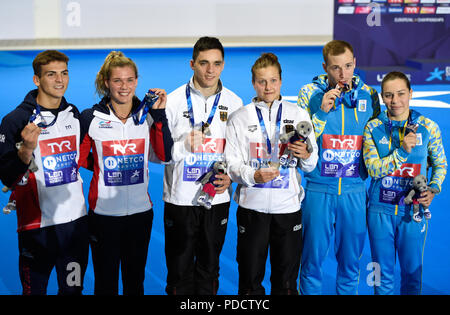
[220,111,228,122]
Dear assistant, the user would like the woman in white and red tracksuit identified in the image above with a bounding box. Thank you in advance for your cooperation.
[224,53,318,294]
[79,51,172,295]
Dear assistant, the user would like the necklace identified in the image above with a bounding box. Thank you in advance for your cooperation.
[109,103,131,120]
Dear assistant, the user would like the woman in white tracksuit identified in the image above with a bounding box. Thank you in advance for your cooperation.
[224,53,318,294]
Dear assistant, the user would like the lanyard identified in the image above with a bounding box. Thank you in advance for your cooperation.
[336,86,357,109]
[132,91,159,125]
[185,83,221,130]
[29,104,57,128]
[255,103,282,158]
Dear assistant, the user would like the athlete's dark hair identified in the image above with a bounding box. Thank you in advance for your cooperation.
[192,37,224,61]
[33,50,69,77]
[381,71,412,92]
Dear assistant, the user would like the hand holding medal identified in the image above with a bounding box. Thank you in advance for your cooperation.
[185,125,205,153]
[321,85,341,113]
[254,167,280,184]
[148,88,167,109]
[18,122,41,165]
[132,89,166,125]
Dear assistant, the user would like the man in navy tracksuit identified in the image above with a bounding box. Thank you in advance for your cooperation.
[0,50,88,295]
[297,40,380,295]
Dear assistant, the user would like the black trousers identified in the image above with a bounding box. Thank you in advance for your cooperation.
[236,207,303,295]
[18,215,89,295]
[88,209,153,295]
[164,202,230,295]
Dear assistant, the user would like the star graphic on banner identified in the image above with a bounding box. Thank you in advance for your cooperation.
[426,67,445,82]
[274,175,284,182]
[132,170,140,178]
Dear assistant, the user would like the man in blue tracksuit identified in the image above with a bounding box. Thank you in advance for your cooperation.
[297,40,380,294]
[363,71,447,294]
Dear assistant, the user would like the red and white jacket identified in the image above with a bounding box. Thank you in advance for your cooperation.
[79,96,172,216]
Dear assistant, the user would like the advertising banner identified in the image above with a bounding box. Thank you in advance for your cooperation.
[333,0,450,84]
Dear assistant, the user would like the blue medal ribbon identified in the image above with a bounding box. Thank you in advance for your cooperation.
[29,104,57,128]
[132,91,160,125]
[255,103,283,161]
[185,83,221,130]
[387,110,416,151]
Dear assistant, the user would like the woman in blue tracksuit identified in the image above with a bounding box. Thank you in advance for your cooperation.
[363,71,447,295]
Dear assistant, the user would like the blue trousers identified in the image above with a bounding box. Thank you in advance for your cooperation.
[299,189,367,295]
[367,211,427,295]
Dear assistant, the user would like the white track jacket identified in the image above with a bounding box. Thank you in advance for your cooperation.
[224,98,318,214]
[164,78,243,206]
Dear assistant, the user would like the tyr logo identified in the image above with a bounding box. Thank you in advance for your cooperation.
[330,138,355,149]
[323,135,362,150]
[391,163,421,178]
[110,143,137,155]
[47,140,71,153]
[201,139,217,153]
[398,167,415,177]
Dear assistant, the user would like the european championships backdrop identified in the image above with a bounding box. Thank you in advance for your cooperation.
[0,0,449,295]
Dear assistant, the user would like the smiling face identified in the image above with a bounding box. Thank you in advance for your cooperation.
[33,61,69,105]
[105,65,137,106]
[252,65,282,106]
[382,78,412,121]
[323,48,356,88]
[190,49,224,92]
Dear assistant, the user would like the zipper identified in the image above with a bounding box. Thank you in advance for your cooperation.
[338,103,345,195]
[122,123,129,215]
[268,104,272,213]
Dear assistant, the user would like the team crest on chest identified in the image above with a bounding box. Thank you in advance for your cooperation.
[220,111,228,122]
[358,100,367,112]
[284,124,294,134]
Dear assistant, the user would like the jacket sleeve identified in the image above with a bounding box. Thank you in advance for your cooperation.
[0,111,31,188]
[163,92,193,164]
[297,85,327,139]
[426,120,447,193]
[296,108,319,173]
[370,87,381,120]
[363,121,409,179]
[224,113,256,187]
[78,109,94,171]
[148,108,173,163]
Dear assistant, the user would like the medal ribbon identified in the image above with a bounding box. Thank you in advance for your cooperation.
[387,110,413,151]
[255,103,283,161]
[29,104,58,128]
[132,91,160,125]
[185,83,221,130]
